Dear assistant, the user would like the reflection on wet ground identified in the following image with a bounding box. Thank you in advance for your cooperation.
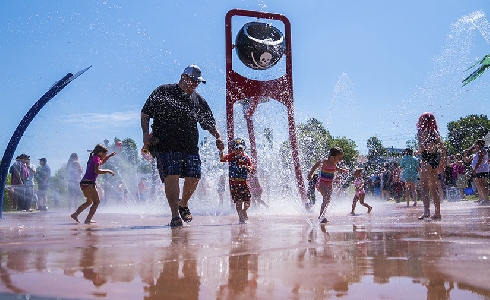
[0,200,489,299]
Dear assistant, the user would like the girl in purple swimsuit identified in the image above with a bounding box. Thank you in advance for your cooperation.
[71,144,116,224]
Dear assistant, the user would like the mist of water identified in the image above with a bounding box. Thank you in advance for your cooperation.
[384,10,490,144]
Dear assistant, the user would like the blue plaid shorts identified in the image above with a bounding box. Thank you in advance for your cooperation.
[156,152,201,181]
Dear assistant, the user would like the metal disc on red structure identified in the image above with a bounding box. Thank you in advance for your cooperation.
[235,22,285,70]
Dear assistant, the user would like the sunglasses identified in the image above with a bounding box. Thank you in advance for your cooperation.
[185,74,200,84]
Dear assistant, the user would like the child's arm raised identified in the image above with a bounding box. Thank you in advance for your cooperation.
[101,152,117,165]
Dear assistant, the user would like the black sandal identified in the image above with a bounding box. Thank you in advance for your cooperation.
[179,206,193,223]
[169,216,183,227]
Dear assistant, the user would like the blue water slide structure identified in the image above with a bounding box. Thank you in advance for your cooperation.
[0,66,91,219]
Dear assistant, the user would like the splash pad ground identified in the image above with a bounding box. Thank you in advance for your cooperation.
[0,199,489,299]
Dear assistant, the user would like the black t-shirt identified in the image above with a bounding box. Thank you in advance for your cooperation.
[142,84,216,154]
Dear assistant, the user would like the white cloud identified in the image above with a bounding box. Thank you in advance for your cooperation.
[60,110,140,128]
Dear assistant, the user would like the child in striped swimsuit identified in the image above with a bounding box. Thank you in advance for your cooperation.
[307,147,349,224]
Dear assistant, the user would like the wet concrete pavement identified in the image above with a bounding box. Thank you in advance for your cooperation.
[0,199,489,300]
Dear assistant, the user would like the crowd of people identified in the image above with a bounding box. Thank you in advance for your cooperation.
[302,112,489,223]
[6,66,489,228]
[8,154,51,212]
[361,147,488,209]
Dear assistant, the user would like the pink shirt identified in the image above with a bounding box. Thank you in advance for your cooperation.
[354,177,365,196]
[82,156,101,182]
[452,163,465,179]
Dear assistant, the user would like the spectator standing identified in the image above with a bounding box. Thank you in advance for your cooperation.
[36,158,51,211]
[400,148,419,207]
[24,157,36,211]
[464,139,489,205]
[381,164,392,201]
[9,154,30,210]
[373,172,382,199]
[137,177,148,202]
[392,162,404,203]
[8,156,21,210]
[66,153,83,211]
[453,153,466,199]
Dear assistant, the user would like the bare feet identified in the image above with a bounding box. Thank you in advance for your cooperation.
[70,213,80,223]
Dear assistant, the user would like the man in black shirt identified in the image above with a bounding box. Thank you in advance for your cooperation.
[141,65,224,227]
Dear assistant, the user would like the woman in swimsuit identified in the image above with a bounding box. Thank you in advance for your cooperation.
[415,112,446,220]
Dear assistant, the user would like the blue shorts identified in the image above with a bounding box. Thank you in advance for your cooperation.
[156,152,201,181]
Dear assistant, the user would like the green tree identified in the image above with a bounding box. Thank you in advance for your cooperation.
[366,136,386,172]
[446,114,490,154]
[113,137,152,174]
[120,138,138,165]
[405,136,417,151]
[296,118,332,170]
[280,118,358,173]
[330,136,358,167]
[2,165,12,210]
[50,166,68,203]
[367,136,386,159]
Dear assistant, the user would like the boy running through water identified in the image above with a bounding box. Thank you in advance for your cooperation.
[220,138,254,224]
[307,147,349,224]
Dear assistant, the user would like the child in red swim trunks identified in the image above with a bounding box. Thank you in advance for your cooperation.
[220,138,254,224]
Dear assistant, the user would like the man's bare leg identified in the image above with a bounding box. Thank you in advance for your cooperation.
[181,177,199,207]
[164,175,181,218]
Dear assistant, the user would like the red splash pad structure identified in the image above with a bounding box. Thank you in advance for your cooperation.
[225,9,307,203]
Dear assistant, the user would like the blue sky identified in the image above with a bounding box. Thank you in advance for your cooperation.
[1,1,490,172]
